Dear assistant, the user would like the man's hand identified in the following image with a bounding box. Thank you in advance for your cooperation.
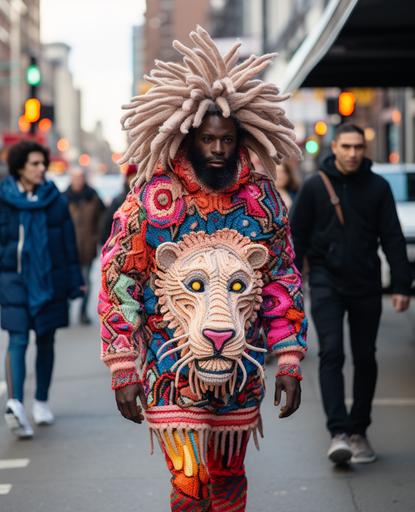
[274,375,301,418]
[115,383,147,424]
[392,294,410,313]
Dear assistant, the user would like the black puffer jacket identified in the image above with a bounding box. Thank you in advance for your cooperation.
[290,156,412,296]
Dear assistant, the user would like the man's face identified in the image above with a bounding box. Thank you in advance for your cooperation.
[19,151,46,186]
[331,132,366,174]
[70,169,86,192]
[188,114,239,191]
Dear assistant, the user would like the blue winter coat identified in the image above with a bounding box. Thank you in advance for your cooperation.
[0,177,84,335]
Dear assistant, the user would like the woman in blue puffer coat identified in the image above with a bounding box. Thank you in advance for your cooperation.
[0,141,84,438]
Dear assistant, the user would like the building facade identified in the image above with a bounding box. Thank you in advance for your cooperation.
[0,0,41,135]
[144,0,211,74]
[41,42,82,162]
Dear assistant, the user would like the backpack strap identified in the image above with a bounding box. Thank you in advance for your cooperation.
[318,171,345,226]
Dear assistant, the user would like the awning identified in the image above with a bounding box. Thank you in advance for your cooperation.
[276,0,415,91]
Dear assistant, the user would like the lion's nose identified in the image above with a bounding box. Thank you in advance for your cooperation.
[203,329,235,354]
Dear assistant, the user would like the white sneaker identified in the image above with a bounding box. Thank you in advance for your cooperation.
[350,434,377,463]
[32,400,55,426]
[327,433,352,464]
[4,399,34,439]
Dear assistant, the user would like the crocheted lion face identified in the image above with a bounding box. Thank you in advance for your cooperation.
[154,229,268,397]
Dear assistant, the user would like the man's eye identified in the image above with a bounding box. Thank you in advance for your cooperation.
[202,136,212,143]
[229,280,246,293]
[223,137,233,144]
[187,280,205,292]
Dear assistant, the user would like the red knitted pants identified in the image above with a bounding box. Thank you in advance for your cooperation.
[161,430,249,511]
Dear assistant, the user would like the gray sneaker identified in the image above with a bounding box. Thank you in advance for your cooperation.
[327,433,352,464]
[350,434,376,463]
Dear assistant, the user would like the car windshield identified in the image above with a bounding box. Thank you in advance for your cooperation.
[381,172,415,202]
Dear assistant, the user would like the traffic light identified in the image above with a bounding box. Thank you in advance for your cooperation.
[25,56,41,134]
[338,92,356,117]
[24,98,41,123]
[305,137,320,155]
[314,121,328,136]
[26,60,41,87]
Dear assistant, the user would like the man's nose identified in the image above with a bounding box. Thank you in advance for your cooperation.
[212,140,224,155]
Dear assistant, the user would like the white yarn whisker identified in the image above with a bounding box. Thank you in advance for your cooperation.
[242,351,265,380]
[237,359,248,392]
[171,351,193,372]
[174,355,195,388]
[158,340,191,362]
[156,332,189,357]
[245,343,267,353]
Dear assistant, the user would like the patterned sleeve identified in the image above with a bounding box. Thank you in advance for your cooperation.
[98,191,152,390]
[261,190,308,381]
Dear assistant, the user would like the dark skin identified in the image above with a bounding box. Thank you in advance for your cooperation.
[193,114,238,168]
[115,114,302,422]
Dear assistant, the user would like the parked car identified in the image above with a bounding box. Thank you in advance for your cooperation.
[373,163,415,293]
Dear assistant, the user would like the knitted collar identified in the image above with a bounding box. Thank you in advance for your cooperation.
[171,147,251,195]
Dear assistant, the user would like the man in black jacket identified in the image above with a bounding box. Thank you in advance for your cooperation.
[290,124,411,465]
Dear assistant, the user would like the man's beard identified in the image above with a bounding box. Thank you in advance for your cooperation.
[187,145,239,191]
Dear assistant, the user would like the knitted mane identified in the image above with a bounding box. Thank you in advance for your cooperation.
[119,25,301,187]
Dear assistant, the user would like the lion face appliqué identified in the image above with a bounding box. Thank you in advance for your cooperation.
[154,229,268,398]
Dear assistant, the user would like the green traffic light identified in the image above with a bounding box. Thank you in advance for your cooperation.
[26,64,41,86]
[305,139,320,155]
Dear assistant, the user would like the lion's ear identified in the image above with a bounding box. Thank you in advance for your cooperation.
[245,244,268,269]
[156,243,180,269]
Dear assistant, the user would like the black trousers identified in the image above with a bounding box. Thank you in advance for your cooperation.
[310,285,382,436]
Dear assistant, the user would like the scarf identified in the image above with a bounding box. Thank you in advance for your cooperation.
[0,176,60,316]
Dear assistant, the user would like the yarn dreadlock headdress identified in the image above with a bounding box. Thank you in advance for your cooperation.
[119,25,301,187]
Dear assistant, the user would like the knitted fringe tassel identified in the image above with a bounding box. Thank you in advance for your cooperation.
[151,424,262,461]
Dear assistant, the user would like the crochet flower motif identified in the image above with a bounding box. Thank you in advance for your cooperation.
[141,176,186,228]
[262,281,297,343]
[262,281,293,317]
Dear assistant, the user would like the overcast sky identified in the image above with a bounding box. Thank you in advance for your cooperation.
[40,0,146,151]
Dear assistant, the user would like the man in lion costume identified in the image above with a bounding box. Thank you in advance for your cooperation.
[99,26,307,511]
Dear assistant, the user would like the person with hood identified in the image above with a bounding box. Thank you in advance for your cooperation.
[99,26,307,511]
[100,163,137,245]
[0,141,84,439]
[65,167,105,324]
[290,123,411,465]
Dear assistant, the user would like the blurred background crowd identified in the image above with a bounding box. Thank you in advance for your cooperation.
[1,0,414,290]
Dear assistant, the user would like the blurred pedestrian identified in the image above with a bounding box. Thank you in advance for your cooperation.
[0,141,84,438]
[275,162,300,211]
[290,123,412,465]
[65,167,105,324]
[100,164,136,245]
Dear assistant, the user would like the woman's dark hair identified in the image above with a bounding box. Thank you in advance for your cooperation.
[7,140,50,179]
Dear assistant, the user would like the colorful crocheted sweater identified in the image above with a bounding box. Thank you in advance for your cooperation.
[99,149,307,434]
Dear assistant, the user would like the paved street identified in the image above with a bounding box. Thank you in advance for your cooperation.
[0,268,414,511]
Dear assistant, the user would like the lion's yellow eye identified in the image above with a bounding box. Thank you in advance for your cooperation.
[189,280,204,292]
[230,280,245,293]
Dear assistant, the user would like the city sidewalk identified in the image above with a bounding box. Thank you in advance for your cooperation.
[0,292,414,511]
